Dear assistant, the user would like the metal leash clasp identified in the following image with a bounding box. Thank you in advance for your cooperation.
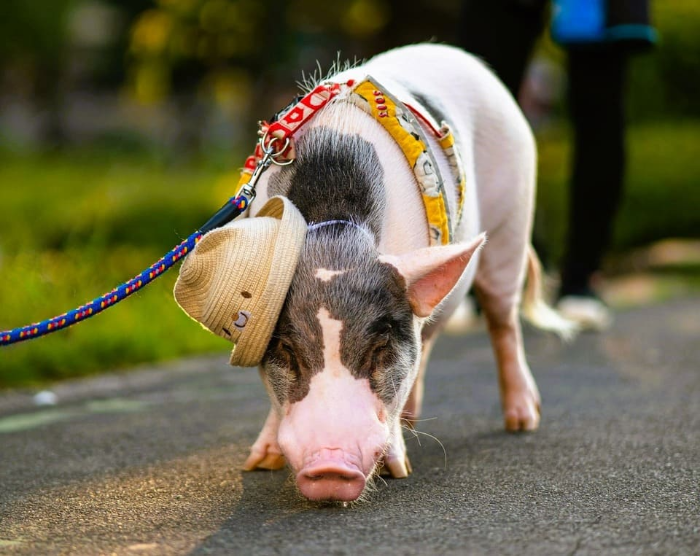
[240,129,294,202]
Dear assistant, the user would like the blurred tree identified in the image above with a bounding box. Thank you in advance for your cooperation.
[0,0,79,144]
[127,0,265,104]
[3,0,696,152]
[126,0,270,152]
[124,0,464,151]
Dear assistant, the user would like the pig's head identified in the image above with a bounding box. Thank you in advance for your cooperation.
[260,224,484,502]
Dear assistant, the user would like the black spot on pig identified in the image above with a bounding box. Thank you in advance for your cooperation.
[260,120,417,406]
[267,127,385,239]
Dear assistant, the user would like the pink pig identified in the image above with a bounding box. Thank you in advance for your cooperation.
[243,44,574,502]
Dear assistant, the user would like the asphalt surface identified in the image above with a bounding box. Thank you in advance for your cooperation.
[0,296,699,555]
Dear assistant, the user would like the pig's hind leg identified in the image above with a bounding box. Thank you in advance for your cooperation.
[243,406,287,471]
[473,230,541,432]
[466,90,543,431]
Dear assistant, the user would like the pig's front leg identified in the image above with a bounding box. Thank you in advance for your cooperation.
[379,417,412,478]
[401,335,437,425]
[242,406,286,471]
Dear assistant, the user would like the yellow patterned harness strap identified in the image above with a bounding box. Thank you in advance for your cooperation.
[349,77,466,246]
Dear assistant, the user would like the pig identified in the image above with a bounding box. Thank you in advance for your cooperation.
[241,43,574,502]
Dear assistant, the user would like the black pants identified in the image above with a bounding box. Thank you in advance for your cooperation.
[458,0,627,295]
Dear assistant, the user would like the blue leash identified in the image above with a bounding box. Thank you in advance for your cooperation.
[0,194,250,347]
[0,101,296,348]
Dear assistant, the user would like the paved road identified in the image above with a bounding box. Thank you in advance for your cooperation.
[1,297,699,555]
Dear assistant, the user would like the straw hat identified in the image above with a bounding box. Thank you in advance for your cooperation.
[174,196,307,367]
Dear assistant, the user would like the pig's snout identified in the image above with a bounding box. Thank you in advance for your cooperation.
[277,308,392,502]
[297,449,366,501]
[278,406,388,502]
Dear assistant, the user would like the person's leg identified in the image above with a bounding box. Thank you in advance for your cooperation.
[557,47,628,329]
[458,0,549,97]
[561,48,628,297]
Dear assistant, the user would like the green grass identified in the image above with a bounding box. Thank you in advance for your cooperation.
[0,152,237,387]
[1,120,699,388]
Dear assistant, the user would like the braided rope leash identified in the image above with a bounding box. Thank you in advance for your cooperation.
[0,81,344,348]
[0,195,250,347]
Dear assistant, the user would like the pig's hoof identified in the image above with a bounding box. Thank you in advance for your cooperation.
[503,390,541,432]
[242,446,287,471]
[379,454,412,478]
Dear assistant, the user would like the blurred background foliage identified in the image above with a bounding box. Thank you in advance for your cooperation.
[1,0,699,387]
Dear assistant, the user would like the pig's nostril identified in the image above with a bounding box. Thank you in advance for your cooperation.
[306,472,356,483]
[304,468,362,482]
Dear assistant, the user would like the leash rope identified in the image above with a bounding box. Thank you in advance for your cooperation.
[0,195,250,347]
[0,126,298,347]
[1,76,462,348]
[0,82,336,348]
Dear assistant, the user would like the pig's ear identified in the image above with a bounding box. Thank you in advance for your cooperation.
[379,233,486,318]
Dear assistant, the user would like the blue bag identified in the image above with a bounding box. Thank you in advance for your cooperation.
[551,0,657,47]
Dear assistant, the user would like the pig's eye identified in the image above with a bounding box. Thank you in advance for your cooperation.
[279,341,301,380]
[362,319,395,373]
[368,336,391,371]
[371,344,387,368]
[371,319,393,337]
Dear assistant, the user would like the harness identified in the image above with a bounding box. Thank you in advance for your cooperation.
[239,76,467,246]
[0,76,466,346]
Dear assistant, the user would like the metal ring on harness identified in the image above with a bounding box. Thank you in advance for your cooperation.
[260,130,294,166]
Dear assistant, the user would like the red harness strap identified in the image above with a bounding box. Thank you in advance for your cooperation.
[241,80,355,176]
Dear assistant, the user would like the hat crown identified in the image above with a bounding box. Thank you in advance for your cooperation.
[174,196,307,367]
